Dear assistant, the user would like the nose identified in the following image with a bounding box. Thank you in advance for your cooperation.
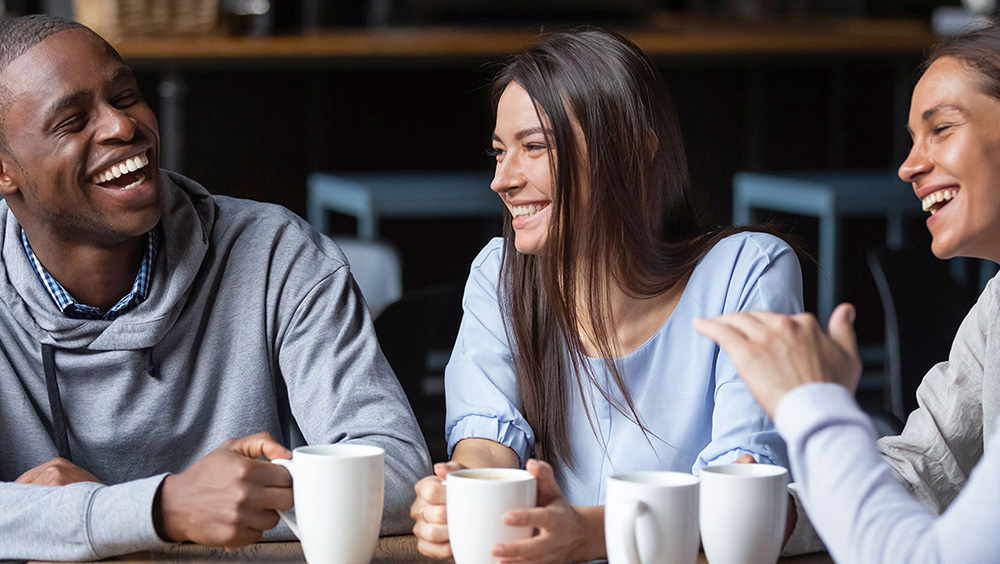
[898,143,931,184]
[490,153,521,195]
[94,103,137,144]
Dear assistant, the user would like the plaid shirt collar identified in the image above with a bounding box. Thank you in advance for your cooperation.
[21,227,160,321]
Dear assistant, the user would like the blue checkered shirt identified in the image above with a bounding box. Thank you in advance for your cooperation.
[21,228,160,321]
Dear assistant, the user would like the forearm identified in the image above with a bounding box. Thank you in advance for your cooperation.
[0,476,170,560]
[777,384,944,563]
[452,438,519,468]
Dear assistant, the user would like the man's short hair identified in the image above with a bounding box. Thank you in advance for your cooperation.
[0,15,87,155]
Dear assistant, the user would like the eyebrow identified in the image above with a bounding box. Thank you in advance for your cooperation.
[43,65,136,124]
[922,103,964,122]
[45,91,88,123]
[491,126,550,143]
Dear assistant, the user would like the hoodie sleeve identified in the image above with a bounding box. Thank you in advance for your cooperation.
[275,261,432,535]
[0,475,171,560]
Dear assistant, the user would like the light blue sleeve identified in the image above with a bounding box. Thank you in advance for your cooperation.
[776,384,1000,563]
[694,234,802,471]
[444,239,534,464]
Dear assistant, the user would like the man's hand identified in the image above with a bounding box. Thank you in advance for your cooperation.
[16,458,102,486]
[693,303,862,417]
[155,432,293,550]
[491,459,604,564]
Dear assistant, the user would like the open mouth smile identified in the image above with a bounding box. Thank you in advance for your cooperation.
[921,188,958,215]
[511,203,548,219]
[91,152,150,190]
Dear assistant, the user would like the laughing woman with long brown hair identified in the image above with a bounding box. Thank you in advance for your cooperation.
[411,29,803,562]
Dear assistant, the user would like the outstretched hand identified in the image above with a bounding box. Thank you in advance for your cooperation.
[155,432,293,550]
[491,459,603,564]
[693,303,862,417]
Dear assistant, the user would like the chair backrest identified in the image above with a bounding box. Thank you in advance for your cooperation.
[867,246,977,421]
[332,237,403,316]
[373,285,460,409]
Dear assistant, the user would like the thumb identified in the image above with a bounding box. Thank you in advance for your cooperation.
[526,459,562,506]
[828,303,859,359]
[230,432,293,461]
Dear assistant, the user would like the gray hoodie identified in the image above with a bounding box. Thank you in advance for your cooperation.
[0,171,430,560]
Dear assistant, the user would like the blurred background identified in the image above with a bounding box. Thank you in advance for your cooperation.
[3,0,994,460]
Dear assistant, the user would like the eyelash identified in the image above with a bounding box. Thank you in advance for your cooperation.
[485,147,503,158]
[932,124,953,135]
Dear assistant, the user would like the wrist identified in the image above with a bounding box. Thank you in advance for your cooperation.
[154,474,186,543]
[572,505,606,560]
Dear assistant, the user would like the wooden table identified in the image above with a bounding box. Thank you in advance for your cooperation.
[82,535,833,563]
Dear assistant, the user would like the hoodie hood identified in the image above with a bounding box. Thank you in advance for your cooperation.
[0,170,217,351]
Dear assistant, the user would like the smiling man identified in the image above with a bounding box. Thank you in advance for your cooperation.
[0,15,430,560]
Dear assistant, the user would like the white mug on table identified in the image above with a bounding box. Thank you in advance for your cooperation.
[699,463,788,564]
[605,471,700,564]
[271,444,385,564]
[446,467,536,564]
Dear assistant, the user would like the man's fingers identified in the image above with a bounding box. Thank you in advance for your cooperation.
[733,454,757,464]
[229,432,292,462]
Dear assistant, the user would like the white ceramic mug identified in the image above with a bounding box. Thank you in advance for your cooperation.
[605,471,700,564]
[699,463,788,564]
[446,467,536,564]
[271,444,385,564]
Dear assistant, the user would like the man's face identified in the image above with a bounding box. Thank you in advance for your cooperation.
[0,28,161,250]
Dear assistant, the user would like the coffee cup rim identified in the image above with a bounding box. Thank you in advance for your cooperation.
[699,463,788,478]
[608,471,699,487]
[292,444,385,459]
[447,467,535,483]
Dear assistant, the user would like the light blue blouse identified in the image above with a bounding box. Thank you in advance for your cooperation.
[445,232,803,505]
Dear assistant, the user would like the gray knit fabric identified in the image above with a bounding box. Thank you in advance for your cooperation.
[0,171,430,560]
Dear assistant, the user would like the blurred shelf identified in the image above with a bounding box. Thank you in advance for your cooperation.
[113,18,937,69]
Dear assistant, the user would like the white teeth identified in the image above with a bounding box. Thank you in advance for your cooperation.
[511,204,545,218]
[921,189,957,213]
[91,152,149,185]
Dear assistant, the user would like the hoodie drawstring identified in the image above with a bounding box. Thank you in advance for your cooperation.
[41,344,71,462]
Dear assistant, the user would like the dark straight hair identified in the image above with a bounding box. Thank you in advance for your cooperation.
[491,29,760,469]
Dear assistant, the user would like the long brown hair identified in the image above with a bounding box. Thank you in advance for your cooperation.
[492,29,755,469]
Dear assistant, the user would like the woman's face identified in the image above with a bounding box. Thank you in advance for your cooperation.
[490,82,555,255]
[899,56,1000,262]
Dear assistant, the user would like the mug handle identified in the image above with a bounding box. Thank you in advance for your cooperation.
[270,458,300,538]
[621,499,646,564]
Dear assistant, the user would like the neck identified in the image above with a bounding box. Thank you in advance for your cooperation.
[575,273,688,358]
[25,230,147,312]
